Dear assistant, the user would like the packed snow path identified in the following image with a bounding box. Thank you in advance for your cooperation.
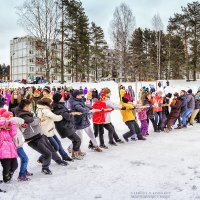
[1,110,200,200]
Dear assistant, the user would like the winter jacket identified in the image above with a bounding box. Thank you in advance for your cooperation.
[180,95,188,113]
[84,88,88,95]
[137,108,148,121]
[6,91,11,106]
[195,99,200,110]
[92,90,99,99]
[169,98,182,118]
[143,99,154,119]
[52,102,76,138]
[120,102,135,122]
[37,104,62,137]
[153,95,163,113]
[187,94,195,110]
[0,94,5,108]
[9,99,19,113]
[12,117,25,148]
[92,100,113,124]
[14,107,42,142]
[128,86,135,102]
[162,97,170,116]
[105,100,121,123]
[68,96,91,130]
[0,119,18,159]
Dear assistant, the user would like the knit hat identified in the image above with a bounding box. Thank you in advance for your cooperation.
[187,89,192,94]
[2,111,13,119]
[53,93,62,103]
[33,89,41,97]
[100,92,108,101]
[43,86,51,94]
[72,90,83,98]
[122,97,129,103]
[102,88,111,95]
[0,108,6,116]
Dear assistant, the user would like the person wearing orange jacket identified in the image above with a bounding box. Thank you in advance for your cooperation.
[153,91,163,132]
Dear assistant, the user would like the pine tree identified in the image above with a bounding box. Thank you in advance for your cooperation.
[90,22,108,81]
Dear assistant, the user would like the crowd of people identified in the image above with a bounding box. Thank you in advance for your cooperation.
[0,83,200,192]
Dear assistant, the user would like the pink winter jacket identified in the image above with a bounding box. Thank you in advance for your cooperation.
[0,120,18,159]
[137,108,148,121]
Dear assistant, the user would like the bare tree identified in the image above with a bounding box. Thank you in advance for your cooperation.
[110,3,135,81]
[17,0,60,81]
[152,14,163,80]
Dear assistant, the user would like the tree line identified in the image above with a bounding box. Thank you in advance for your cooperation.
[17,0,200,82]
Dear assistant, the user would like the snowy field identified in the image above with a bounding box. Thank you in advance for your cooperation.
[1,80,200,200]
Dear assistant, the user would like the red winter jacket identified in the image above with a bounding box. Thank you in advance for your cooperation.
[92,100,113,124]
[153,95,163,113]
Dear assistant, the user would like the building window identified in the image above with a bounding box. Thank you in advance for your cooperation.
[68,69,71,74]
[29,50,34,54]
[29,59,34,63]
[29,67,34,72]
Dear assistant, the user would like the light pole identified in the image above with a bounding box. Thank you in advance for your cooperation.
[10,52,15,81]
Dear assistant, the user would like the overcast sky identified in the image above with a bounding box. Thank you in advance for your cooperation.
[0,0,194,64]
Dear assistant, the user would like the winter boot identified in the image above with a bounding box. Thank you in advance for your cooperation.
[123,135,129,142]
[108,142,117,146]
[42,168,52,175]
[0,188,6,193]
[116,139,125,144]
[100,144,108,149]
[78,151,86,157]
[57,160,68,166]
[94,146,102,152]
[18,176,30,182]
[26,171,33,176]
[72,150,82,160]
[63,156,74,162]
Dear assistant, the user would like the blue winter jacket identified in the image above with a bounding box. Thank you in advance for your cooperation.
[180,95,187,113]
[68,96,91,130]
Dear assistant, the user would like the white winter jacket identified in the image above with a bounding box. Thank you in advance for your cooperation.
[36,104,63,137]
[12,117,25,148]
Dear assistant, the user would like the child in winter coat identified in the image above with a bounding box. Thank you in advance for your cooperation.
[0,112,18,183]
[37,98,73,162]
[137,103,149,137]
[6,111,33,181]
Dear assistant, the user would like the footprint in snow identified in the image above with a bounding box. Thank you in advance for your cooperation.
[94,194,102,199]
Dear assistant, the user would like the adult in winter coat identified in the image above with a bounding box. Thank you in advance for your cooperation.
[120,97,146,141]
[127,85,135,102]
[165,93,182,132]
[8,90,21,113]
[176,90,188,127]
[153,91,163,132]
[92,88,99,100]
[190,97,200,125]
[83,87,88,96]
[143,93,157,132]
[0,114,18,183]
[181,89,195,127]
[68,90,102,152]
[52,93,82,159]
[37,98,72,161]
[15,99,67,175]
[161,93,172,130]
[91,92,115,149]
[5,90,11,107]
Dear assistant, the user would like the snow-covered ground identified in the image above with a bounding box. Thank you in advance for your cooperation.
[1,80,200,200]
